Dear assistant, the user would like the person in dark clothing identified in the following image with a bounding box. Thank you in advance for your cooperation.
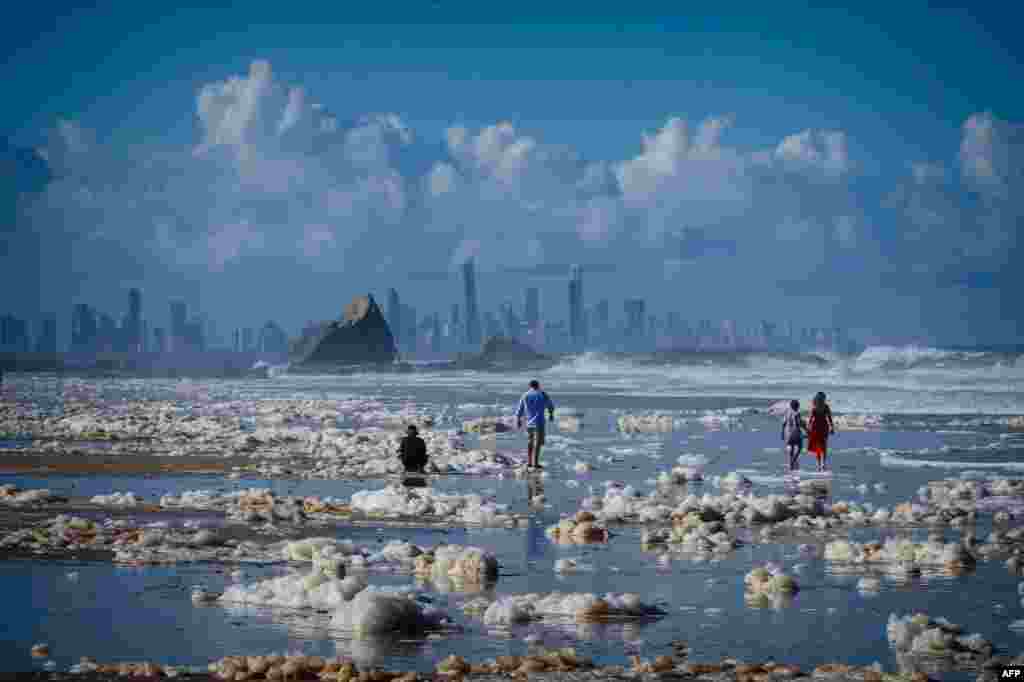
[398,424,428,473]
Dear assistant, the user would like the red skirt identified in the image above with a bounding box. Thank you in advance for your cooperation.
[808,428,828,457]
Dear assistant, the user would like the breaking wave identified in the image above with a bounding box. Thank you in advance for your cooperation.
[545,346,1024,415]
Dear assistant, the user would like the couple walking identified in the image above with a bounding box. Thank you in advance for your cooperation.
[782,392,835,472]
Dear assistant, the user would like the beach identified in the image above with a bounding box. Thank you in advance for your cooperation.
[1,347,1023,681]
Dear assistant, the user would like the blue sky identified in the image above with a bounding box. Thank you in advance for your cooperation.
[3,3,1022,345]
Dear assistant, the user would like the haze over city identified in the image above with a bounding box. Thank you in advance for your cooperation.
[2,5,1022,350]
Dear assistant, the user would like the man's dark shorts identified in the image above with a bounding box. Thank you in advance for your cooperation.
[528,426,546,450]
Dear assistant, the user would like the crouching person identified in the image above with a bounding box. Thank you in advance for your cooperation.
[398,424,428,473]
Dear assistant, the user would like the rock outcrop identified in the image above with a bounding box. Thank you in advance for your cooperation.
[456,336,557,371]
[292,295,396,368]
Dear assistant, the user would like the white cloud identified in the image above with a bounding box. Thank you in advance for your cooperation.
[775,130,849,175]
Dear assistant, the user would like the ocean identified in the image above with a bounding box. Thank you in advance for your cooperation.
[1,345,1023,678]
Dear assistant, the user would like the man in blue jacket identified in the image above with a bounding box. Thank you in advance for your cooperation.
[516,379,556,470]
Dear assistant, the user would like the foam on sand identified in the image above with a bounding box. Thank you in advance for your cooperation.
[474,592,665,626]
[886,613,992,658]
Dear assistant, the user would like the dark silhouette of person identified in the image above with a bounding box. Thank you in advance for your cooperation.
[398,424,428,473]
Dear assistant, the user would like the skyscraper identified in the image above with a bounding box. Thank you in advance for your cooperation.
[97,314,117,352]
[568,265,584,346]
[35,317,58,354]
[624,299,645,337]
[431,314,442,353]
[401,304,417,352]
[387,288,401,346]
[242,327,255,353]
[71,304,98,352]
[127,288,142,352]
[0,315,29,352]
[594,299,609,340]
[169,301,187,351]
[154,327,166,353]
[524,284,540,331]
[462,258,481,347]
[501,302,520,339]
[449,304,460,346]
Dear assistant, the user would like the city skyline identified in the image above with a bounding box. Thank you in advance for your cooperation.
[2,8,1022,346]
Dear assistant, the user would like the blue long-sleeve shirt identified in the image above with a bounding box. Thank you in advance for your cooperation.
[516,389,555,428]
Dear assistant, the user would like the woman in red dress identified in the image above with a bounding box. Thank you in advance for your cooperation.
[807,392,835,472]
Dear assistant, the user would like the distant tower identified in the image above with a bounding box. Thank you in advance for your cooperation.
[169,301,187,352]
[35,317,58,354]
[127,288,142,352]
[431,314,442,353]
[449,304,460,347]
[462,258,481,347]
[71,304,98,352]
[624,299,645,338]
[568,265,584,347]
[401,304,417,352]
[594,299,609,342]
[154,328,166,353]
[524,287,540,330]
[387,288,401,346]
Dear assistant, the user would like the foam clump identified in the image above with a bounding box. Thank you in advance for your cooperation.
[887,613,993,657]
[824,538,976,572]
[349,485,512,526]
[833,414,884,430]
[0,485,58,505]
[479,591,664,625]
[545,512,609,545]
[90,492,142,507]
[642,520,737,554]
[413,544,499,582]
[462,417,516,434]
[220,568,369,610]
[658,463,704,485]
[330,585,448,635]
[616,413,679,433]
[744,566,799,595]
[714,472,752,490]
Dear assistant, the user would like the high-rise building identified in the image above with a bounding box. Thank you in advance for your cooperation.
[400,304,417,352]
[153,327,166,353]
[568,265,584,346]
[97,314,117,352]
[524,287,540,330]
[761,320,777,349]
[169,301,187,351]
[449,304,460,346]
[462,258,481,347]
[71,304,98,352]
[242,327,255,353]
[387,288,401,346]
[0,315,29,352]
[484,311,502,340]
[126,288,142,352]
[720,320,737,348]
[624,299,645,337]
[35,317,58,354]
[594,299,609,340]
[431,314,442,353]
[501,302,520,340]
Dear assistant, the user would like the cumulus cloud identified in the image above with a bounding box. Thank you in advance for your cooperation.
[10,56,1023,340]
[775,130,850,176]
